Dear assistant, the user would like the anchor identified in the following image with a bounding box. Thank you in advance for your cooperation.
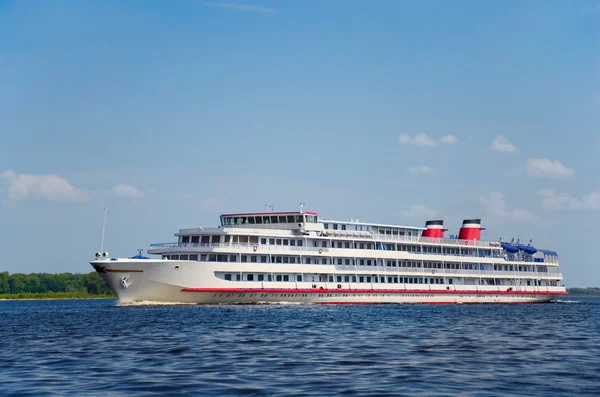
[121,276,132,289]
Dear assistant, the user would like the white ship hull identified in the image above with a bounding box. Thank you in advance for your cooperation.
[93,259,566,305]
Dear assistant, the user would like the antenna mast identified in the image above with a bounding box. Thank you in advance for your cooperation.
[100,206,108,253]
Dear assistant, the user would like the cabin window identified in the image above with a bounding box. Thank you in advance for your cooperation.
[225,274,232,281]
[344,276,350,282]
[189,254,197,261]
[387,277,393,283]
[321,258,327,265]
[251,256,257,263]
[229,255,236,262]
[236,274,241,281]
[271,216,278,224]
[324,223,329,229]
[283,257,289,264]
[290,240,296,246]
[283,239,289,246]
[342,224,346,230]
[182,236,189,243]
[269,238,275,245]
[328,276,334,282]
[321,241,327,248]
[241,255,247,262]
[367,260,372,266]
[261,238,267,245]
[209,254,217,261]
[261,256,268,263]
[263,216,270,224]
[333,224,338,230]
[345,259,350,265]
[283,275,289,282]
[276,239,282,245]
[171,255,179,260]
[344,242,350,249]
[247,274,254,281]
[352,276,356,282]
[191,236,199,243]
[359,276,364,283]
[286,215,294,223]
[258,274,264,281]
[337,258,342,265]
[366,276,371,283]
[448,279,453,284]
[296,275,302,282]
[380,277,385,283]
[297,240,303,247]
[268,275,272,281]
[337,276,342,282]
[255,217,263,224]
[217,255,227,262]
[295,215,303,223]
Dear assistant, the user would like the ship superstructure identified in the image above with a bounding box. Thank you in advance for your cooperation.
[90,210,566,304]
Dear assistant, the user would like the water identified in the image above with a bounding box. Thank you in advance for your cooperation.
[1,298,599,396]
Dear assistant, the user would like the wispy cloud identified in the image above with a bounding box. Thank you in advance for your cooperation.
[489,136,518,153]
[538,189,600,211]
[398,204,439,219]
[398,133,458,146]
[408,165,436,175]
[112,184,144,198]
[526,158,575,179]
[0,170,89,202]
[0,170,146,203]
[480,192,538,223]
[205,2,277,14]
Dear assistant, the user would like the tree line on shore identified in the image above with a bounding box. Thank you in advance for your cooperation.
[0,272,112,295]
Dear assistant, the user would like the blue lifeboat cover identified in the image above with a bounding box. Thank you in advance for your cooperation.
[518,244,537,255]
[501,243,519,253]
[130,253,150,259]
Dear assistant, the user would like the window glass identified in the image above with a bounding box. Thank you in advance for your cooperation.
[297,240,303,246]
[296,275,302,282]
[225,274,232,281]
[271,216,278,224]
[182,236,189,243]
[258,274,264,281]
[276,275,282,282]
[180,255,188,260]
[287,215,295,223]
[229,255,236,262]
[255,216,263,224]
[236,274,241,281]
[296,215,304,223]
[279,216,287,223]
[283,275,289,282]
[247,274,254,281]
[248,217,256,224]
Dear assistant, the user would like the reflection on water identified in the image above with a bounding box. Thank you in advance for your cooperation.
[0,297,599,396]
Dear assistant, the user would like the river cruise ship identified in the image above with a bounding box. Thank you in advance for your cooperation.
[90,209,567,304]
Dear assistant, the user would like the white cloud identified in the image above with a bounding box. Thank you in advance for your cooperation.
[526,158,575,178]
[480,192,538,223]
[205,2,277,13]
[399,204,439,219]
[538,189,600,211]
[408,165,436,175]
[439,134,458,144]
[490,136,518,153]
[112,184,144,198]
[398,133,458,146]
[0,170,89,202]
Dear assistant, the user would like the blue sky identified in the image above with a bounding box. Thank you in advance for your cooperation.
[0,0,598,286]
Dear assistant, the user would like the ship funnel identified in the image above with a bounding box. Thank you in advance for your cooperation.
[421,220,446,238]
[457,219,485,240]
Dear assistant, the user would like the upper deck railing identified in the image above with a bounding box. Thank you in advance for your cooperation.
[147,242,555,263]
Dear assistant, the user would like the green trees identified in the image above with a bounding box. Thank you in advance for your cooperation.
[0,272,112,296]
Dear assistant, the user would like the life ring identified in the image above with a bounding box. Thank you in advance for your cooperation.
[337,284,342,289]
[253,246,257,252]
[318,248,323,254]
[432,269,436,274]
[464,240,468,245]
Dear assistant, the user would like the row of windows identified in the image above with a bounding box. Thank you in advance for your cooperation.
[178,235,499,258]
[221,273,452,284]
[163,254,547,273]
[220,214,317,226]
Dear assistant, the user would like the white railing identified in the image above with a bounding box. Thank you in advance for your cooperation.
[330,266,558,278]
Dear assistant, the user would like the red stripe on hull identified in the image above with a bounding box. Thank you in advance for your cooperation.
[181,287,566,296]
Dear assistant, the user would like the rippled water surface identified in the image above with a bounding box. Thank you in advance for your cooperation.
[1,298,599,396]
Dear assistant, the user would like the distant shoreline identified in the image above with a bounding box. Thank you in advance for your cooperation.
[0,293,114,301]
